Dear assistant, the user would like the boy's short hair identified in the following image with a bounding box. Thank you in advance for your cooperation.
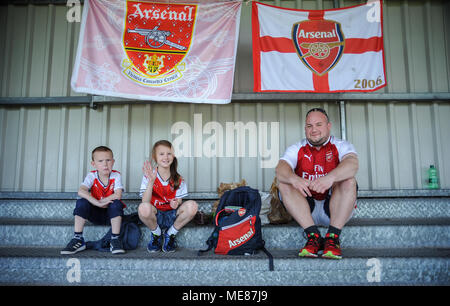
[91,146,113,161]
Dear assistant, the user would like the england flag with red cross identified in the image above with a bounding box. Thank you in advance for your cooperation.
[252,0,387,93]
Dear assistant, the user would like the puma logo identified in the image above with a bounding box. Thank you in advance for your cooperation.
[304,154,312,162]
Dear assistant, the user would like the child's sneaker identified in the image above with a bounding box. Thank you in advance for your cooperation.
[110,237,125,254]
[61,238,86,255]
[162,231,177,253]
[147,233,162,252]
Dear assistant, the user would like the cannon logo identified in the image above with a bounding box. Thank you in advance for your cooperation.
[122,1,197,86]
[238,208,246,217]
[292,19,345,76]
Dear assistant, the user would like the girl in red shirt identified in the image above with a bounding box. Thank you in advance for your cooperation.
[138,140,198,253]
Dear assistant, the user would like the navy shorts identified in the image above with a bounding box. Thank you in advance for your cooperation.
[73,198,124,225]
[156,209,177,230]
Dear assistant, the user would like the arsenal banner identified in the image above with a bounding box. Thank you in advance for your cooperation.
[71,0,242,104]
[252,0,386,93]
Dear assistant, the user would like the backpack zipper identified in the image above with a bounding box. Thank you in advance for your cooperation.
[221,215,253,230]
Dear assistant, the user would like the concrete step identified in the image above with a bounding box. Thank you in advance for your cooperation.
[1,191,448,286]
[1,218,449,249]
[1,197,449,220]
[0,246,448,285]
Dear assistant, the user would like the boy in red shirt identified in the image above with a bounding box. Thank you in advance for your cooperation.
[61,146,125,255]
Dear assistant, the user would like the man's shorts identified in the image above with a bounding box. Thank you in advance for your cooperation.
[278,187,357,227]
[73,198,124,225]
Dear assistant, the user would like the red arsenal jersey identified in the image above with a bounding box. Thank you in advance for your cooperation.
[139,172,188,211]
[280,136,357,200]
[81,170,124,201]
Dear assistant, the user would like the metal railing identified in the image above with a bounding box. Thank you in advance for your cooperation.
[1,92,449,108]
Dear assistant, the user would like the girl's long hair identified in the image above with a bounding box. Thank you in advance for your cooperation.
[151,140,181,190]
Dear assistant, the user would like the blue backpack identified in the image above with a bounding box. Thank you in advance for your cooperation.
[86,213,141,252]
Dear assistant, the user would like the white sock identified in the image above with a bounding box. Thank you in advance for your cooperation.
[151,225,161,236]
[167,225,179,236]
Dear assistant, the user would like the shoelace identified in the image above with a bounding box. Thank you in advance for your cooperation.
[167,235,177,248]
[110,238,123,249]
[325,234,340,249]
[151,234,160,247]
[305,233,320,248]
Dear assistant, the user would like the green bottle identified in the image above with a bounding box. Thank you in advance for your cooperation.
[428,165,439,189]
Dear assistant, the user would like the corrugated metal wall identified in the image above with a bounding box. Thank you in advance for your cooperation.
[347,101,450,190]
[0,102,342,192]
[0,0,449,192]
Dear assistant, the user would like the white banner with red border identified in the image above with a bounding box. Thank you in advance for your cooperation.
[252,0,387,93]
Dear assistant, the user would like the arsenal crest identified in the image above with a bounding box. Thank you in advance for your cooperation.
[238,208,246,217]
[122,1,197,86]
[292,19,345,76]
[326,151,333,162]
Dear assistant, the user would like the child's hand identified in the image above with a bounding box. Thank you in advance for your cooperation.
[98,198,113,208]
[143,160,157,184]
[169,198,180,210]
[90,198,110,208]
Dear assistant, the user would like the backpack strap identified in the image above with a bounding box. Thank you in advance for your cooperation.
[198,195,234,256]
[260,244,274,271]
[197,242,213,256]
[197,228,219,256]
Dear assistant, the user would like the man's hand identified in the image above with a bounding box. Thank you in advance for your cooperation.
[277,160,312,197]
[289,176,312,198]
[308,175,334,195]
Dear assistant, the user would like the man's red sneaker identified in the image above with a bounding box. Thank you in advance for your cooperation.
[298,233,323,258]
[322,233,342,259]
